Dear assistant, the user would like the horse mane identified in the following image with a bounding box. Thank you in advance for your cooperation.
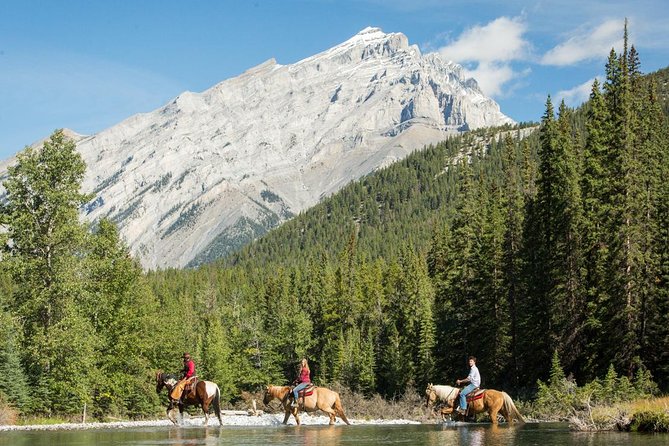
[156,370,177,383]
[432,385,459,403]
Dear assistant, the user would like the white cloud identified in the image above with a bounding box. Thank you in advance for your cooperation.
[438,16,529,64]
[436,16,530,97]
[555,77,602,107]
[462,62,514,97]
[541,19,625,66]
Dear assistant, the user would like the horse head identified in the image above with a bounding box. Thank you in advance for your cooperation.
[156,371,165,394]
[262,385,273,405]
[156,371,177,394]
[425,383,436,407]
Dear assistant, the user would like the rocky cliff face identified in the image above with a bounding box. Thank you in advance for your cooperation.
[3,27,513,270]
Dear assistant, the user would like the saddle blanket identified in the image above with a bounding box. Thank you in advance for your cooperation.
[296,384,315,397]
[466,389,485,403]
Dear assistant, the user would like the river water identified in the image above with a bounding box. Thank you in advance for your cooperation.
[0,422,666,445]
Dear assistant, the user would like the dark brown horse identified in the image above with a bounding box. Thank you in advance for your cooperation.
[155,371,222,426]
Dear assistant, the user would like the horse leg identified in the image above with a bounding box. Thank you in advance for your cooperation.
[488,407,499,425]
[319,405,337,425]
[292,407,301,425]
[487,397,502,425]
[179,403,185,425]
[167,402,178,425]
[333,397,351,425]
[282,406,291,424]
[202,400,210,427]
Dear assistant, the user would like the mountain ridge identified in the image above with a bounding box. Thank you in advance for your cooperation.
[2,27,513,269]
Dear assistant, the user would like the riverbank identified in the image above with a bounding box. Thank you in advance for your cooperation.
[568,396,669,433]
[0,410,420,432]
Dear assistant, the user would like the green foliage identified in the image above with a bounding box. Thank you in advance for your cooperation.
[532,351,659,420]
[628,411,669,432]
[0,310,30,411]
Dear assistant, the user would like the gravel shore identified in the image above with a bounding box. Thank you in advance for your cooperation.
[0,411,421,431]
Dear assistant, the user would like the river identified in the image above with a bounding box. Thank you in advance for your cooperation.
[0,422,665,445]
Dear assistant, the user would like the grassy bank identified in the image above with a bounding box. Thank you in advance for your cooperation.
[578,396,669,432]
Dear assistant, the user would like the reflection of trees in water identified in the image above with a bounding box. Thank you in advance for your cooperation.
[302,425,342,446]
[166,425,224,445]
[425,424,518,445]
[149,423,522,445]
[469,425,518,445]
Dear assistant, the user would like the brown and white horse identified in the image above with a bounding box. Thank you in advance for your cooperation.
[262,384,351,425]
[425,383,524,424]
[156,371,222,426]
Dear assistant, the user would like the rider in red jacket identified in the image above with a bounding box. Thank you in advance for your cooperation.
[182,354,195,379]
[170,352,196,401]
[291,358,311,407]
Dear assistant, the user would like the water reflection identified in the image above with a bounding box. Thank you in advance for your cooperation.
[423,423,520,446]
[0,422,666,446]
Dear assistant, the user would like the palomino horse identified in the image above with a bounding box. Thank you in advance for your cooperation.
[425,383,524,424]
[155,371,222,426]
[262,385,351,425]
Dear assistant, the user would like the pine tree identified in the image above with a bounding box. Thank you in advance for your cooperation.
[580,79,611,379]
[518,97,558,381]
[500,134,525,387]
[551,101,585,371]
[0,309,30,411]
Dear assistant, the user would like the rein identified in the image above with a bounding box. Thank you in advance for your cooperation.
[443,387,457,406]
[265,387,290,412]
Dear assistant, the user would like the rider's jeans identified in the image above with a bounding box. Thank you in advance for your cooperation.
[460,384,475,410]
[293,382,308,401]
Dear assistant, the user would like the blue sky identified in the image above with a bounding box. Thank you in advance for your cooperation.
[1,0,667,160]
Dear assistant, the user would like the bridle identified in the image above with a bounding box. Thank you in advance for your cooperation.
[263,387,286,412]
[427,386,458,408]
[442,387,457,407]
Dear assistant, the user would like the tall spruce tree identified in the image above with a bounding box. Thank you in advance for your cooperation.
[551,101,585,372]
[519,97,558,381]
[501,134,525,387]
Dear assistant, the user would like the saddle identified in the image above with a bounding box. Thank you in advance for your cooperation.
[295,384,315,398]
[183,376,198,398]
[465,388,485,404]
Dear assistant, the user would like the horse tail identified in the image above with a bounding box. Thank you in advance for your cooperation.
[502,391,525,423]
[334,394,351,425]
[213,385,223,425]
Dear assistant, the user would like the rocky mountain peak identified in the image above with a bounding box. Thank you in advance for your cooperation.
[2,28,513,270]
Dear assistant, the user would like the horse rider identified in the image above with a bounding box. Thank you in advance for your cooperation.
[170,352,196,402]
[455,356,481,415]
[291,358,311,408]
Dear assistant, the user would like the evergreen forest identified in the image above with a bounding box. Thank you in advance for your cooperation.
[0,28,668,419]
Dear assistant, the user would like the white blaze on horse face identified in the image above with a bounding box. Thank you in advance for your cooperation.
[166,378,177,388]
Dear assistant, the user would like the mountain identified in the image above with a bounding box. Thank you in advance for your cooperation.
[4,27,513,270]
